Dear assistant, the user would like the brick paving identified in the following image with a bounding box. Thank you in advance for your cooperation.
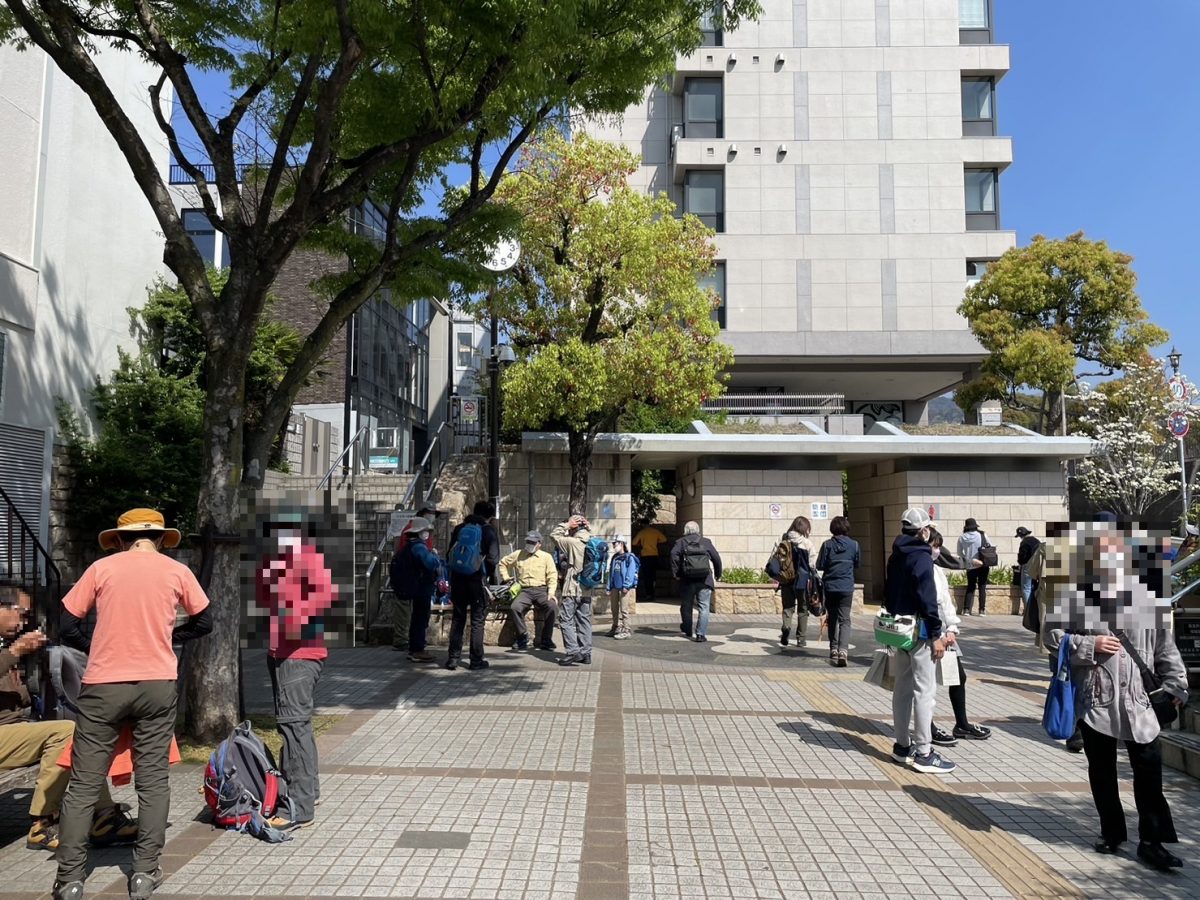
[1,615,1198,899]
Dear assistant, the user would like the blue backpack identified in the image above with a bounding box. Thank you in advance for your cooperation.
[448,523,484,575]
[578,537,610,588]
[1042,639,1077,740]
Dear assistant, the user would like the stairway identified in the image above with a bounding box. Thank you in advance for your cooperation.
[1162,706,1200,779]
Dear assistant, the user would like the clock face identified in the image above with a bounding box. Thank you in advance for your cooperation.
[482,238,521,272]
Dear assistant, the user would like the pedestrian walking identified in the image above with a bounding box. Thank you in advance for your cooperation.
[957,517,994,615]
[777,517,816,648]
[884,507,955,775]
[51,509,211,900]
[1016,526,1041,611]
[926,528,992,746]
[606,535,640,639]
[632,520,667,601]
[671,522,722,643]
[501,531,558,652]
[388,516,441,662]
[256,514,338,831]
[445,500,500,671]
[816,516,859,666]
[1,583,138,854]
[551,515,598,666]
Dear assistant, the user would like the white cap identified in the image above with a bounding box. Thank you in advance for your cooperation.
[900,507,932,529]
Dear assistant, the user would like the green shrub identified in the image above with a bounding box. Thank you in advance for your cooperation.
[946,568,1015,588]
[721,566,772,585]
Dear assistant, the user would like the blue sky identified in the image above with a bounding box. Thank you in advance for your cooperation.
[997,1,1200,371]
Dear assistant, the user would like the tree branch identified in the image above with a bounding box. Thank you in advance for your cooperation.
[148,71,220,225]
[256,47,325,226]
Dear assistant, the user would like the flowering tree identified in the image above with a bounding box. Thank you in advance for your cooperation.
[1073,359,1200,518]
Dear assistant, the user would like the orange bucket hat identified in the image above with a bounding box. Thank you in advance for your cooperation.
[98,508,182,551]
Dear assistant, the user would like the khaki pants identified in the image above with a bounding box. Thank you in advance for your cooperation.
[608,589,633,633]
[0,720,114,817]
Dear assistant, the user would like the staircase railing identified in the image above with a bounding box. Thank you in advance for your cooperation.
[0,483,62,633]
[1171,546,1200,608]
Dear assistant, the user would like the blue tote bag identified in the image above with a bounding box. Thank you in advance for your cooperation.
[1042,639,1077,740]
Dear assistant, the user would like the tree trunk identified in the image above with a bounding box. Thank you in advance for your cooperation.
[183,340,253,742]
[567,429,595,516]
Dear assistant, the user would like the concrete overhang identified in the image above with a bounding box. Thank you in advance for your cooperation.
[521,428,1094,471]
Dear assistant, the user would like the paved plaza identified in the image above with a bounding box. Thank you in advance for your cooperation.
[1,614,1197,899]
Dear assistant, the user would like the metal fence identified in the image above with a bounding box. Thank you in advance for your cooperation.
[702,393,846,416]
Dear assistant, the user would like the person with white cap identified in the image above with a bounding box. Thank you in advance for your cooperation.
[500,531,558,652]
[884,507,955,775]
[606,535,640,639]
[52,509,211,900]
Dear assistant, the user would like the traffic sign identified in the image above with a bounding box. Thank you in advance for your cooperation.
[1169,377,1189,402]
[1168,412,1190,438]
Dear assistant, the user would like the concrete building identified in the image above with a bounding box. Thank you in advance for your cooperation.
[0,45,169,554]
[586,0,1013,423]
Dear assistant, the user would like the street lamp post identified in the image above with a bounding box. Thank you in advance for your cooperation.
[1169,348,1189,536]
[480,238,521,521]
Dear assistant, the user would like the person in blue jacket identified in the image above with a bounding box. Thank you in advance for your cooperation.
[388,516,441,663]
[606,535,640,640]
[816,516,860,667]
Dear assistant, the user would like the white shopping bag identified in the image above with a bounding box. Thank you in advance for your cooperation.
[864,647,896,692]
[937,648,961,687]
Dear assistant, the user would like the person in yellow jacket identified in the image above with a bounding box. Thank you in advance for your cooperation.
[501,531,559,652]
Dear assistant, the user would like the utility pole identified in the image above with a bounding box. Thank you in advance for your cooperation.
[1168,348,1190,537]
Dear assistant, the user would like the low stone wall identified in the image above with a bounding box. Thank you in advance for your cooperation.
[712,583,873,615]
[950,585,1022,615]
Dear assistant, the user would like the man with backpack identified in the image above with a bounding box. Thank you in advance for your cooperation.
[445,500,500,671]
[957,517,995,616]
[389,516,441,662]
[671,522,722,643]
[551,515,603,666]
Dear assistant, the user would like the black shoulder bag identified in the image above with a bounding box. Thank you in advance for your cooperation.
[1115,631,1179,728]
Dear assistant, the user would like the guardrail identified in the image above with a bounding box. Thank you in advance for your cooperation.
[702,393,846,416]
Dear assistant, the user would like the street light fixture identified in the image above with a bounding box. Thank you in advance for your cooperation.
[1169,347,1182,375]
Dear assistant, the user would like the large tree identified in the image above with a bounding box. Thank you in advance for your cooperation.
[956,232,1168,434]
[476,132,731,513]
[0,0,760,739]
[1073,359,1199,520]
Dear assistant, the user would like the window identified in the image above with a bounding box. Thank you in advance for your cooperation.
[699,5,723,46]
[684,78,723,139]
[966,259,995,287]
[959,0,992,43]
[456,331,474,369]
[684,170,724,232]
[961,78,995,136]
[182,209,217,266]
[698,262,726,329]
[964,169,999,230]
[374,427,396,448]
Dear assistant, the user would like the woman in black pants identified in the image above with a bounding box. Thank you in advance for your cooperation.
[816,516,859,667]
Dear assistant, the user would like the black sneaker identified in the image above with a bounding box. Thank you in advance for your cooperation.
[444,659,459,671]
[579,654,592,665]
[52,882,84,900]
[931,727,959,748]
[558,655,579,667]
[695,635,707,643]
[128,868,164,900]
[891,743,915,765]
[537,641,557,651]
[468,660,490,670]
[953,723,992,741]
[780,628,790,647]
[511,637,529,652]
[1137,841,1183,871]
[1066,732,1085,753]
[1094,838,1122,855]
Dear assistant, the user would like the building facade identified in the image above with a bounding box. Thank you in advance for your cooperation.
[586,0,1013,423]
[0,45,170,553]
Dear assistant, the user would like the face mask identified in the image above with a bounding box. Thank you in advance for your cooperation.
[278,532,301,552]
[419,531,430,541]
[525,542,538,552]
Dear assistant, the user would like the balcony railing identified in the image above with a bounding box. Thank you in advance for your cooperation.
[168,162,256,184]
[703,393,846,416]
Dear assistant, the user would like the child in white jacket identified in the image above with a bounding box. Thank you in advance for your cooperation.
[928,528,992,745]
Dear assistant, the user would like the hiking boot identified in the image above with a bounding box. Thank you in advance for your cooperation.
[511,637,530,652]
[267,815,314,831]
[52,881,84,900]
[27,817,59,851]
[90,805,138,847]
[1137,841,1183,871]
[890,743,915,765]
[128,868,164,900]
[836,651,848,668]
[780,628,790,647]
[953,723,992,741]
[468,660,490,670]
[931,727,959,748]
[537,641,557,651]
[558,655,579,667]
[444,658,459,671]
[579,654,592,664]
[911,750,957,774]
[408,651,435,663]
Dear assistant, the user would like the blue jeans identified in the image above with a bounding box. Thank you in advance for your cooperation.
[1020,566,1034,607]
[680,582,712,637]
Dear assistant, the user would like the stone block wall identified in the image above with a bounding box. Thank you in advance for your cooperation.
[699,466,845,569]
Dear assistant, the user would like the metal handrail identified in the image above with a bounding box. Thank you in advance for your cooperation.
[0,483,63,631]
[1171,547,1200,577]
[317,423,371,491]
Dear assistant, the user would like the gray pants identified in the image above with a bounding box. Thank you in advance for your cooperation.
[391,594,412,649]
[269,657,324,822]
[56,680,177,882]
[892,640,936,756]
[559,588,593,658]
[511,586,556,645]
[780,584,809,641]
[825,591,854,654]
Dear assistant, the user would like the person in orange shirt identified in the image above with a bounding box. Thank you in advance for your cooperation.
[52,509,211,900]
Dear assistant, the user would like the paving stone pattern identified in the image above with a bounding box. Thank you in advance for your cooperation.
[1,616,1197,899]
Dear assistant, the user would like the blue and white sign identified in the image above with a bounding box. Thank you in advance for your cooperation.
[1168,412,1190,438]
